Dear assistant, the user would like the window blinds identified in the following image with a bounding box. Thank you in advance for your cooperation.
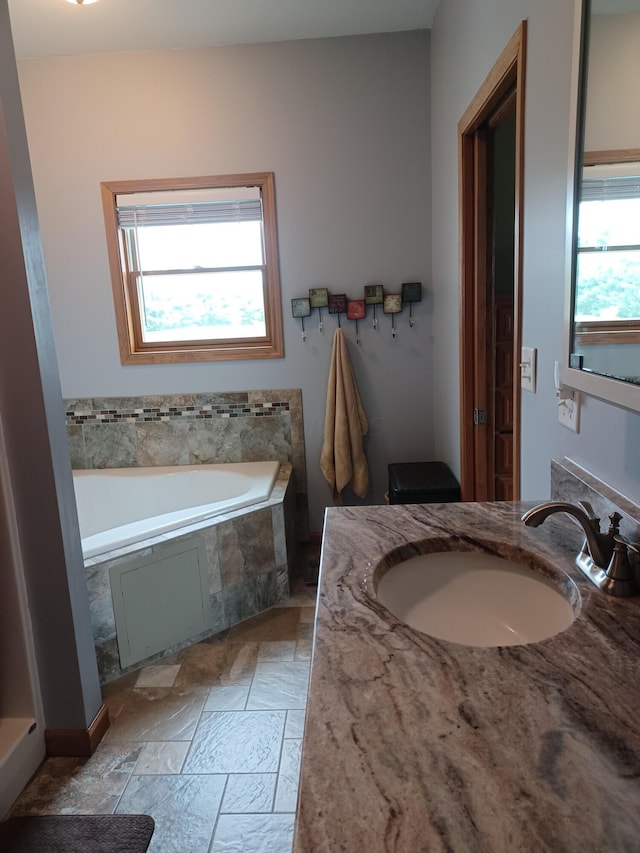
[116,186,263,228]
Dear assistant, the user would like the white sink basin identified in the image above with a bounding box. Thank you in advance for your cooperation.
[375,551,577,647]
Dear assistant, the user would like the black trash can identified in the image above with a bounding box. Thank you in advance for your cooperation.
[388,461,460,505]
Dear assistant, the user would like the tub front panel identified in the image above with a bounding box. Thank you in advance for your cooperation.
[87,464,294,683]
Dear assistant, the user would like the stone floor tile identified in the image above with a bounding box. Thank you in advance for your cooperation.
[133,741,190,774]
[10,743,141,816]
[283,710,306,740]
[175,642,258,686]
[183,710,285,774]
[101,671,137,719]
[203,684,250,712]
[257,641,297,661]
[117,773,225,853]
[274,740,302,813]
[246,662,310,711]
[227,608,301,643]
[104,686,208,743]
[135,663,181,688]
[210,813,295,852]
[294,639,312,661]
[220,774,277,814]
[299,606,316,623]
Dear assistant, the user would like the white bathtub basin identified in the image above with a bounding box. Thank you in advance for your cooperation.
[375,551,577,647]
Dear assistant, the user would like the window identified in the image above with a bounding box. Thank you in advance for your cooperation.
[575,162,640,345]
[101,173,284,363]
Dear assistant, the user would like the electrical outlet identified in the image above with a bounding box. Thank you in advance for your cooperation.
[558,390,580,432]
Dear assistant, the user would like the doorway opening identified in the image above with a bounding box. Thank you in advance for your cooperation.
[458,23,527,501]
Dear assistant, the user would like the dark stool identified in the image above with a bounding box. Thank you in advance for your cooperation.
[388,461,460,505]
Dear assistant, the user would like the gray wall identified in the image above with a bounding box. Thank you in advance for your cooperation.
[0,0,102,731]
[430,0,640,506]
[16,32,433,533]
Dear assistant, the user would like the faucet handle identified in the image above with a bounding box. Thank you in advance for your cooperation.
[607,512,623,534]
[603,535,640,596]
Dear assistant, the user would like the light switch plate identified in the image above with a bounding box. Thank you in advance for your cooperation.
[520,346,537,392]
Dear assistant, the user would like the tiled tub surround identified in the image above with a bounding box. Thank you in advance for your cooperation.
[89,464,297,684]
[65,389,309,540]
[295,498,640,850]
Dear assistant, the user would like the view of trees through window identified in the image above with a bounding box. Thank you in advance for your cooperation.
[576,197,640,321]
[134,221,266,341]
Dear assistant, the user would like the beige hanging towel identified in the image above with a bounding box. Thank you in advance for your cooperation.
[320,327,369,499]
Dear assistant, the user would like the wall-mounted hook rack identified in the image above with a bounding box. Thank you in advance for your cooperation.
[291,282,423,340]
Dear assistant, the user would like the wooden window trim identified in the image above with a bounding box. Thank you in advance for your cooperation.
[574,319,640,345]
[100,172,284,364]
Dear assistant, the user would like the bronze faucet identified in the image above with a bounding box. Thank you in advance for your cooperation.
[522,500,639,597]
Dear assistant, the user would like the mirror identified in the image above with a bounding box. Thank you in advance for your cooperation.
[564,0,640,411]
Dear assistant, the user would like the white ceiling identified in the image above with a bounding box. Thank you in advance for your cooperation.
[8,0,440,59]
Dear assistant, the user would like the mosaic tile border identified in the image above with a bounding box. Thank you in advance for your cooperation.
[66,402,290,425]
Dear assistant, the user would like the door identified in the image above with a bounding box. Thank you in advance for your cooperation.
[459,23,526,502]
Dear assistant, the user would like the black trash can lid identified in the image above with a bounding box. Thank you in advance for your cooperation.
[388,461,460,495]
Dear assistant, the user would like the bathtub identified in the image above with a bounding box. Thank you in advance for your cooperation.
[73,461,280,558]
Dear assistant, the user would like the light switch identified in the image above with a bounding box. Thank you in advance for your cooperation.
[520,346,537,392]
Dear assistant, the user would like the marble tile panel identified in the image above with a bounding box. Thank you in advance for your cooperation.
[227,607,301,643]
[133,741,190,775]
[209,588,228,635]
[187,419,243,464]
[10,743,141,816]
[104,686,208,742]
[135,421,190,466]
[272,505,287,567]
[246,661,310,711]
[222,572,280,626]
[236,509,277,579]
[95,638,121,684]
[92,396,144,411]
[220,774,277,814]
[284,709,306,740]
[135,664,181,688]
[210,813,295,853]
[217,520,245,587]
[86,563,116,644]
[67,425,86,469]
[258,641,297,661]
[195,392,249,407]
[64,397,94,414]
[275,566,290,604]
[175,642,258,687]
[143,394,197,409]
[83,422,138,469]
[116,773,225,853]
[204,527,223,596]
[274,739,302,813]
[239,414,292,464]
[183,710,286,774]
[203,684,250,712]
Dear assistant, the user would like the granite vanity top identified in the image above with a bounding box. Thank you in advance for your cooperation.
[294,502,640,853]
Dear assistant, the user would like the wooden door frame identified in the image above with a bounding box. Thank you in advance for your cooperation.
[458,22,527,501]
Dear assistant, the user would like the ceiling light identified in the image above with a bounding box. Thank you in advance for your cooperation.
[64,0,100,5]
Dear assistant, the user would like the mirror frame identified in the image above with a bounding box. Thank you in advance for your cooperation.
[561,0,640,413]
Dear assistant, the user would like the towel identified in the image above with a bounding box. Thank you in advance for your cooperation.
[320,327,369,499]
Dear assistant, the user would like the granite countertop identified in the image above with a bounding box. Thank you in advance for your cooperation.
[294,502,640,853]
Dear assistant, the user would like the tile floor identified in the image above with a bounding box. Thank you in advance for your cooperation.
[10,582,318,853]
